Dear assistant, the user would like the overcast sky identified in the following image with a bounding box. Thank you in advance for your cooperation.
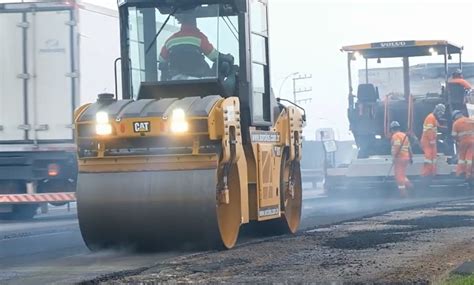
[3,0,459,139]
[87,0,474,140]
[267,0,474,140]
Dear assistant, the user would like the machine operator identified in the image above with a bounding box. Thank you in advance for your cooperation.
[449,69,472,90]
[159,11,234,80]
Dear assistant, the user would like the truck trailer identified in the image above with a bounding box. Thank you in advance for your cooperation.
[0,0,119,218]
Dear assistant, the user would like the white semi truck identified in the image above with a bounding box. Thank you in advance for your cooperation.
[0,0,119,218]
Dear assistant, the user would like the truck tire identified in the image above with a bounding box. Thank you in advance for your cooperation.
[0,182,38,220]
[9,204,39,220]
[39,180,76,207]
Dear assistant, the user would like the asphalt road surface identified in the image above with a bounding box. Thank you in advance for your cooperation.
[121,198,474,284]
[0,186,472,284]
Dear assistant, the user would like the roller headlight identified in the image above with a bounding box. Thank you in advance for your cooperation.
[170,108,189,133]
[95,111,112,135]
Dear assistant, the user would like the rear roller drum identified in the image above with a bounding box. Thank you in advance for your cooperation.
[281,158,303,233]
[254,151,302,235]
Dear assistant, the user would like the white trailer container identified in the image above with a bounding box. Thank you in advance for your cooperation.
[0,0,119,218]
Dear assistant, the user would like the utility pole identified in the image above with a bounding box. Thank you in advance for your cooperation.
[292,74,312,104]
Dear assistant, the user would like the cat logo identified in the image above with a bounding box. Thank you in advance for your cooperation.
[133,121,151,133]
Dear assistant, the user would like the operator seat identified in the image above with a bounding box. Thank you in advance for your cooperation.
[447,82,468,112]
[447,82,467,103]
[357,83,379,103]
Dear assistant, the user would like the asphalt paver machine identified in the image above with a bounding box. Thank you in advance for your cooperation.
[325,40,468,193]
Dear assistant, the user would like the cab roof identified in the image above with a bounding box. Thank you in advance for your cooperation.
[118,0,239,7]
[341,40,463,58]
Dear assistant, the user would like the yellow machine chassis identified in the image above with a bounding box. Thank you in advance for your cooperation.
[75,97,304,249]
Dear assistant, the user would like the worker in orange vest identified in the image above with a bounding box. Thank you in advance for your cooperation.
[390,121,413,197]
[451,110,474,179]
[448,69,472,90]
[421,104,446,176]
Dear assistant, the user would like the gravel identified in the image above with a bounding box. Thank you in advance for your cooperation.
[103,199,474,284]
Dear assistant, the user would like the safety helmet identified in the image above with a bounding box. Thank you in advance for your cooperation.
[452,110,463,121]
[175,11,196,24]
[453,68,463,77]
[390,121,401,130]
[433,103,446,116]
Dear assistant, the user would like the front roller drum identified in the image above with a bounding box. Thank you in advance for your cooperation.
[77,166,243,250]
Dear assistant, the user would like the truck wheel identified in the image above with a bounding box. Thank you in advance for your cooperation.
[39,180,76,207]
[11,204,39,220]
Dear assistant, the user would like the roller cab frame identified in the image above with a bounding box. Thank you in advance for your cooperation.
[74,0,305,250]
[326,40,468,193]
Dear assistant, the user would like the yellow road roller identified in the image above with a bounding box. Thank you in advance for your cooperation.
[74,0,305,250]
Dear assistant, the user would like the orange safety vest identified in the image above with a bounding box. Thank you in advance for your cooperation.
[159,24,219,62]
[449,78,472,89]
[391,131,411,159]
[421,113,438,143]
[452,117,474,144]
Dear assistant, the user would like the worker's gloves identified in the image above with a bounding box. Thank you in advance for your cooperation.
[219,53,235,65]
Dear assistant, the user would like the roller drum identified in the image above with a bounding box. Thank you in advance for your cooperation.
[77,169,221,250]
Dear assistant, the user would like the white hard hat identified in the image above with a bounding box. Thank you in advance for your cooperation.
[434,104,446,115]
[453,69,463,76]
[390,121,401,129]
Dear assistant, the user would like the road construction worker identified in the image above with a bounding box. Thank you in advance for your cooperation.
[390,121,413,196]
[159,12,233,80]
[448,69,472,90]
[421,104,446,176]
[451,110,474,179]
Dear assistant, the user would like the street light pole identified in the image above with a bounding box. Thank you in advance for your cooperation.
[292,74,312,104]
[278,72,299,98]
